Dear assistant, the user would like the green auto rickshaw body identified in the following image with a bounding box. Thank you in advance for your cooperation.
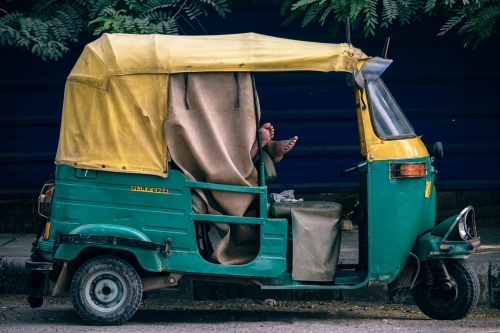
[41,164,288,278]
[29,33,479,311]
[365,157,435,282]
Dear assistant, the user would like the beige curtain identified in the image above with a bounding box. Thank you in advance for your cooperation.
[165,72,261,264]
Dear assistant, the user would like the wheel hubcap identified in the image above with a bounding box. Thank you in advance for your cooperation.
[426,282,459,308]
[85,271,126,312]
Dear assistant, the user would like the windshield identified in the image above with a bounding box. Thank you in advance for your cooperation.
[366,78,416,139]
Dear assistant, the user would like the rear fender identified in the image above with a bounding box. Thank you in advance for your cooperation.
[53,224,163,272]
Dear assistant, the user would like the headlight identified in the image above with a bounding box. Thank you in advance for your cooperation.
[448,206,476,241]
[457,216,468,240]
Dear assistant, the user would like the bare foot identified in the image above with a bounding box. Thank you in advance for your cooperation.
[251,123,275,159]
[264,136,298,163]
[260,123,274,147]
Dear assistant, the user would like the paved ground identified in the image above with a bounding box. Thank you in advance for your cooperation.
[1,294,500,332]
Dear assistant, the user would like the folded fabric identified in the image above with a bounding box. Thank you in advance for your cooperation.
[268,189,304,203]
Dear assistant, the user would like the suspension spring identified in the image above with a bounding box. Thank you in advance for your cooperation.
[422,261,434,287]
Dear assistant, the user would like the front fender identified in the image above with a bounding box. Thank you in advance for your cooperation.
[54,224,163,272]
[414,206,480,261]
[413,232,480,262]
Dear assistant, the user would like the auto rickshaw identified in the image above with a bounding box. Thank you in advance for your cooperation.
[27,33,480,325]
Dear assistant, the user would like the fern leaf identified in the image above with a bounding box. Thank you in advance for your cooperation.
[18,36,31,48]
[124,0,144,11]
[397,0,415,25]
[142,3,177,14]
[49,18,71,42]
[88,0,118,19]
[183,3,204,20]
[31,18,49,41]
[0,11,23,27]
[54,10,82,39]
[292,0,319,11]
[319,3,336,25]
[362,0,378,36]
[301,2,324,26]
[425,0,437,13]
[32,0,59,14]
[381,0,399,27]
[459,4,500,39]
[438,9,466,35]
[349,0,365,18]
[279,0,296,16]
[332,0,350,22]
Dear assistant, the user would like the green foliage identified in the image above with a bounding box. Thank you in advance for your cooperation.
[0,1,85,60]
[0,0,231,60]
[276,0,499,48]
[88,0,231,35]
[439,0,500,49]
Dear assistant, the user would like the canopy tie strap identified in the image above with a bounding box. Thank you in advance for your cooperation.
[234,72,240,108]
[184,73,190,110]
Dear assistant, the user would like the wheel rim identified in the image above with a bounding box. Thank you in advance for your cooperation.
[423,277,459,308]
[85,270,127,312]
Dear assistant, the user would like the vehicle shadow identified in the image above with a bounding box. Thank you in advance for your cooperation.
[130,307,430,324]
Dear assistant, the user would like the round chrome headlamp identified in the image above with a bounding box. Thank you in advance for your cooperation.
[457,215,468,240]
[449,206,477,241]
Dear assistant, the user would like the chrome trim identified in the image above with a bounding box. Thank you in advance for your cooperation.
[388,162,427,179]
[37,183,54,218]
[360,57,393,82]
[443,206,476,241]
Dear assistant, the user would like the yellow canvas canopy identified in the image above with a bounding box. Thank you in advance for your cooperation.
[55,33,366,177]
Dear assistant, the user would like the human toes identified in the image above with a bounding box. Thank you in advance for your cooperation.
[260,128,271,142]
[269,126,275,139]
[284,136,298,152]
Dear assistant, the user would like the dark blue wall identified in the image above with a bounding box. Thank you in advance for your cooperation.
[1,3,499,198]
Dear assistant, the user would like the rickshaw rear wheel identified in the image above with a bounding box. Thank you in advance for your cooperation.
[412,259,479,320]
[70,255,142,325]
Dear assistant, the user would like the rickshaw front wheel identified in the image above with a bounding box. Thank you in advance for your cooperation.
[70,255,143,325]
[412,259,479,320]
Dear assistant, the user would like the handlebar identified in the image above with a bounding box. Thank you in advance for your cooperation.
[340,161,367,176]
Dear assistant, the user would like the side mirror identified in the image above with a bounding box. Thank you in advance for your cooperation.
[433,142,443,160]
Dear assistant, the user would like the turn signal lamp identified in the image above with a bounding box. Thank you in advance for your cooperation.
[389,162,426,178]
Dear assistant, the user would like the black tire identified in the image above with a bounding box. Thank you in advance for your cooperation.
[70,255,142,325]
[412,259,479,320]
